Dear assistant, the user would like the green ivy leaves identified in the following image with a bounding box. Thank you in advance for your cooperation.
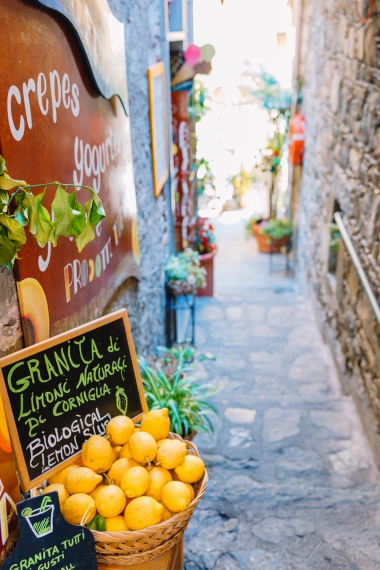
[0,155,106,268]
[0,156,27,191]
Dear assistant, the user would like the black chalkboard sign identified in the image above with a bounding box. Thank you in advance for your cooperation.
[2,492,98,570]
[0,310,148,491]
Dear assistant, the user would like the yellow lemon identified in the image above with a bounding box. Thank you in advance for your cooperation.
[124,497,163,530]
[106,416,135,446]
[119,443,132,459]
[144,467,172,502]
[72,457,84,467]
[82,435,114,473]
[161,506,174,522]
[111,448,118,462]
[174,456,205,483]
[128,432,157,464]
[106,515,128,532]
[157,439,172,449]
[170,469,179,481]
[43,484,69,508]
[161,481,190,513]
[156,440,186,470]
[62,494,96,526]
[65,467,102,495]
[108,458,139,487]
[183,483,195,502]
[114,445,122,458]
[141,409,170,441]
[120,466,150,498]
[47,464,79,486]
[95,485,127,518]
[90,484,108,500]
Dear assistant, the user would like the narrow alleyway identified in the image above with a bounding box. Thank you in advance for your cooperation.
[184,213,380,570]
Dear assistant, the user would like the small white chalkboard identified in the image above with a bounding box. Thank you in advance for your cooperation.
[148,63,169,197]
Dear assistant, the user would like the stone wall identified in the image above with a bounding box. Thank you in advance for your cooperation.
[0,269,23,358]
[298,0,380,464]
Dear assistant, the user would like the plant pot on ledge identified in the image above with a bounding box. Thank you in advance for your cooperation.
[197,248,217,297]
[254,226,290,253]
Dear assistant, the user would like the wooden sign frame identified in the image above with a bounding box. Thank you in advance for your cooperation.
[0,309,148,492]
[148,62,169,198]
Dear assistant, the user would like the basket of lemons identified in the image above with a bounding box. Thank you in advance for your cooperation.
[34,409,208,566]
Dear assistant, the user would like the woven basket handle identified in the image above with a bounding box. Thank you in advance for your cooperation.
[184,440,199,457]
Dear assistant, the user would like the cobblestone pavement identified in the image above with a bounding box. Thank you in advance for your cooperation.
[184,213,380,570]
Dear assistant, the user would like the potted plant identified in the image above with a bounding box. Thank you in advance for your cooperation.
[328,222,341,272]
[245,217,263,238]
[255,218,292,253]
[188,79,211,123]
[227,164,257,209]
[165,248,206,296]
[194,218,216,297]
[138,344,218,440]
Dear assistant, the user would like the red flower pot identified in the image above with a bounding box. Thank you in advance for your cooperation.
[253,224,290,253]
[197,249,217,297]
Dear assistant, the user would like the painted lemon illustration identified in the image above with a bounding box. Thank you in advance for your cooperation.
[16,278,50,345]
[131,216,140,266]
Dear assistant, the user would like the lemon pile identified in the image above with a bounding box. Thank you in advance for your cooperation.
[43,408,205,532]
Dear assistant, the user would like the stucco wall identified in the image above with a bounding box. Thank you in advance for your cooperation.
[298,0,380,463]
[0,269,23,358]
[99,0,169,355]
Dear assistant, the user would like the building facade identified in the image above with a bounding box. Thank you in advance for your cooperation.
[296,0,380,464]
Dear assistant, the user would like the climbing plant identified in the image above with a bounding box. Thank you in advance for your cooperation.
[188,79,211,123]
[0,155,105,269]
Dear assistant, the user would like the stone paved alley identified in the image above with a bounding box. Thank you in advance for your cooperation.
[184,213,380,570]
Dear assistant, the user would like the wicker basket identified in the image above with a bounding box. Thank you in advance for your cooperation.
[33,433,208,566]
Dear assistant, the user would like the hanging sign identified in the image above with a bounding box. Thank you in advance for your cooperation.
[33,0,129,114]
[171,90,194,250]
[148,63,169,198]
[0,0,140,345]
[1,492,98,570]
[0,310,148,492]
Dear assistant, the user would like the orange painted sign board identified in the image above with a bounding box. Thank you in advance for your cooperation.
[0,0,140,345]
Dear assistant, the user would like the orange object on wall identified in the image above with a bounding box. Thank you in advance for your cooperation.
[171,90,194,251]
[289,113,306,166]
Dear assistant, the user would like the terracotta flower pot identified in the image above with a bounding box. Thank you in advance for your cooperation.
[254,225,290,253]
[197,249,217,297]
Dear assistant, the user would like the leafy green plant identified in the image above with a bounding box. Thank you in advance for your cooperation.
[238,66,291,115]
[0,155,105,268]
[188,79,211,123]
[329,223,341,252]
[227,164,257,208]
[165,248,206,291]
[192,158,216,196]
[260,218,292,240]
[245,217,262,237]
[138,345,218,438]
